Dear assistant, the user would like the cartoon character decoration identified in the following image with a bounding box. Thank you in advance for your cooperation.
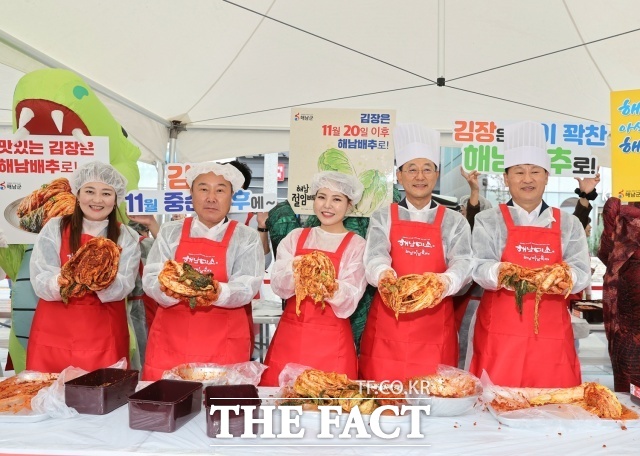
[0,68,142,372]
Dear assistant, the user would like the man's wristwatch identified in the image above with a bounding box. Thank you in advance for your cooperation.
[257,227,268,232]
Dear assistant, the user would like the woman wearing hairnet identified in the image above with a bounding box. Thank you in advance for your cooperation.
[141,163,264,380]
[26,161,141,372]
[469,121,591,387]
[260,171,367,386]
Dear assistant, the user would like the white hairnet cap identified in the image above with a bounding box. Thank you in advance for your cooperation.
[310,171,364,205]
[70,161,128,204]
[503,121,550,172]
[185,162,245,193]
[394,123,441,168]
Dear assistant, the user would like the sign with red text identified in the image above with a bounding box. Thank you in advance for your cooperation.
[124,163,276,215]
[0,134,109,243]
[453,120,604,177]
[288,108,395,217]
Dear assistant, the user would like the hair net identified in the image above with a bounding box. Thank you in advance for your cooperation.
[310,171,364,205]
[185,162,245,193]
[459,194,493,211]
[70,161,128,204]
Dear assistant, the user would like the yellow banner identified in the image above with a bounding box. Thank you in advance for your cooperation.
[611,90,640,202]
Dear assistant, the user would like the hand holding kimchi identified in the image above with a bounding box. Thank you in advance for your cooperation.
[58,237,121,303]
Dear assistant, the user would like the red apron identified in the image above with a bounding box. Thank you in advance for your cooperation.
[142,218,252,380]
[260,228,358,386]
[359,204,457,382]
[26,230,129,373]
[469,204,581,387]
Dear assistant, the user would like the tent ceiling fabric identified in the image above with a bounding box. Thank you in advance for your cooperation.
[1,0,639,164]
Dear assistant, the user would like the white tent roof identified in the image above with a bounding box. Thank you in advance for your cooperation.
[1,0,639,164]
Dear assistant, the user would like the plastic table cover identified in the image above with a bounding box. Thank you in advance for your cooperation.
[0,387,638,455]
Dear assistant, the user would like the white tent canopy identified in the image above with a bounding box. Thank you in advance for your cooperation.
[1,0,639,165]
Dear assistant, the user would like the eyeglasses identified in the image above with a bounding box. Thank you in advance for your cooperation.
[403,167,436,177]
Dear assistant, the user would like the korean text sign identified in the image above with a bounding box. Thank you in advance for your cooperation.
[453,120,604,177]
[288,108,395,217]
[611,90,640,202]
[124,163,276,215]
[0,134,109,244]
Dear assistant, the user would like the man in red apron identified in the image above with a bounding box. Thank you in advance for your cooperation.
[469,121,591,387]
[141,162,264,380]
[359,123,473,382]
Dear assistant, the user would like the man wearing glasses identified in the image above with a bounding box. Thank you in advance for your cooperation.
[359,123,473,382]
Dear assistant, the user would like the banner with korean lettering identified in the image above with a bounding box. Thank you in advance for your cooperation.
[288,108,395,216]
[453,120,605,177]
[611,90,640,202]
[124,163,277,215]
[0,134,109,244]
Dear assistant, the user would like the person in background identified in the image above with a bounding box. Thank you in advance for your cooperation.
[573,172,600,229]
[459,168,493,231]
[469,121,591,387]
[141,162,264,380]
[455,167,493,369]
[125,220,156,368]
[226,160,271,262]
[226,159,272,361]
[27,161,140,372]
[260,171,367,385]
[127,214,161,331]
[359,123,473,382]
[597,197,640,392]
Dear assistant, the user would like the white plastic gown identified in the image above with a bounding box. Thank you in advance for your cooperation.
[30,217,141,302]
[270,227,367,319]
[143,217,264,309]
[472,204,591,293]
[227,212,272,268]
[363,202,473,296]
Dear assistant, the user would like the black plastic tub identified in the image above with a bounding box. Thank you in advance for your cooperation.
[205,384,261,437]
[64,368,139,415]
[128,379,203,432]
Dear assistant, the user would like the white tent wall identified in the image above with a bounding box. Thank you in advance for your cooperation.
[175,127,289,163]
[1,0,639,166]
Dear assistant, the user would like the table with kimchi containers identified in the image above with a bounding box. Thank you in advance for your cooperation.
[0,384,639,456]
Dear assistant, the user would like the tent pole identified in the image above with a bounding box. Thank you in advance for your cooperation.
[168,121,184,164]
[165,121,186,223]
[437,0,446,79]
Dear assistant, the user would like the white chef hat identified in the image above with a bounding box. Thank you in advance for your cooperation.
[393,123,441,168]
[503,121,550,172]
[185,162,245,193]
[70,161,128,204]
[310,171,364,205]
